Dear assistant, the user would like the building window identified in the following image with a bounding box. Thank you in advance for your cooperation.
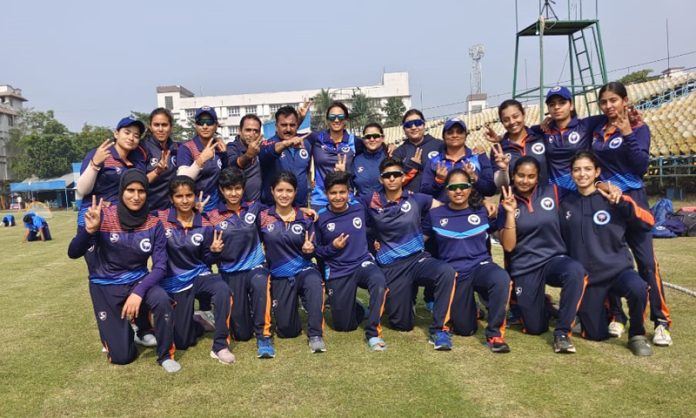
[164,96,174,110]
[245,105,257,114]
[230,125,239,135]
[270,104,282,113]
[185,109,196,119]
[228,106,240,116]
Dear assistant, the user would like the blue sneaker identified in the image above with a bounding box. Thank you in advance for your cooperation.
[424,301,435,313]
[429,331,452,351]
[256,337,275,359]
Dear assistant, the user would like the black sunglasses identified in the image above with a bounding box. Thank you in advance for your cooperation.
[380,170,404,179]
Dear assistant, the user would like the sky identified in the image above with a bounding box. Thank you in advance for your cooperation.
[3,0,696,131]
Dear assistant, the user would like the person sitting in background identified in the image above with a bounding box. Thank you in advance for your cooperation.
[2,214,16,227]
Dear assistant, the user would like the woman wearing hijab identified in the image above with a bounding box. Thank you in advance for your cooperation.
[68,169,181,372]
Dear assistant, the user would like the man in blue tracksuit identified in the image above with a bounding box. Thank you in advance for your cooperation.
[359,157,457,350]
[227,114,264,202]
[207,167,275,358]
[315,171,388,351]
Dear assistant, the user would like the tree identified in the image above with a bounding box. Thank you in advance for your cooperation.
[311,89,334,131]
[349,92,380,134]
[619,69,655,85]
[382,97,406,128]
[72,124,113,157]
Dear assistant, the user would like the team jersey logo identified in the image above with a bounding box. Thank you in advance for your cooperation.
[353,217,362,229]
[171,155,177,166]
[299,149,309,159]
[216,159,222,169]
[115,167,122,174]
[565,210,572,220]
[266,223,275,232]
[361,260,374,268]
[468,214,481,225]
[88,244,95,252]
[327,222,335,232]
[219,221,228,230]
[291,224,304,235]
[191,233,204,246]
[327,288,334,297]
[357,166,364,173]
[505,153,512,161]
[150,157,159,167]
[515,286,523,296]
[400,201,412,213]
[609,137,623,149]
[440,218,449,227]
[593,210,611,225]
[98,311,107,321]
[428,151,439,160]
[139,238,152,252]
[272,299,278,308]
[531,143,545,154]
[540,197,555,210]
[514,208,520,219]
[550,86,562,92]
[548,135,555,144]
[165,228,173,238]
[341,146,350,153]
[568,131,581,144]
[109,233,120,243]
[244,213,256,224]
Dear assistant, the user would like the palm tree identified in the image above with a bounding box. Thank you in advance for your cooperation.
[311,89,334,131]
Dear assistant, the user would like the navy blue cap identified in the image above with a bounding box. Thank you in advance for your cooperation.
[545,86,573,102]
[195,106,218,123]
[116,116,145,134]
[443,118,468,135]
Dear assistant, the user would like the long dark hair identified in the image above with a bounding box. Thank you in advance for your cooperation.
[445,168,482,209]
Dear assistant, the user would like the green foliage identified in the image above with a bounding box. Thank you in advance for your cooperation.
[619,69,655,85]
[349,92,381,134]
[72,124,113,157]
[382,97,406,128]
[311,89,334,131]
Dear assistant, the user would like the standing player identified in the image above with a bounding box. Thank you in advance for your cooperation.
[424,169,512,353]
[142,108,179,211]
[227,114,264,202]
[207,167,275,358]
[359,157,457,350]
[392,109,443,192]
[315,171,388,351]
[559,151,653,356]
[351,123,389,198]
[259,172,327,353]
[67,169,180,372]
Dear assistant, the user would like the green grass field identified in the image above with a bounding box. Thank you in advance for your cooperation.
[1,210,695,417]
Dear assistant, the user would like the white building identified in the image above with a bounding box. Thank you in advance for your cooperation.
[156,72,411,139]
[0,85,27,180]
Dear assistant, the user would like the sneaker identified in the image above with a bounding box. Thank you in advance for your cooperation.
[429,331,452,351]
[553,334,576,354]
[628,335,653,356]
[652,324,673,347]
[256,337,276,358]
[608,321,625,338]
[506,309,522,327]
[308,336,327,353]
[367,337,387,352]
[193,311,216,332]
[424,301,435,313]
[134,333,157,347]
[210,348,236,365]
[486,337,511,353]
[161,359,182,373]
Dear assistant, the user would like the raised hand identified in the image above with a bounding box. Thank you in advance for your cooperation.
[92,138,113,166]
[334,153,347,172]
[491,143,511,171]
[332,233,350,250]
[246,135,263,158]
[598,181,622,205]
[195,191,210,213]
[210,230,224,253]
[298,98,312,121]
[411,147,423,165]
[435,160,449,182]
[464,161,479,183]
[213,136,227,153]
[612,109,633,136]
[302,231,315,254]
[299,207,319,222]
[627,105,643,127]
[500,186,517,212]
[155,149,169,173]
[197,137,216,166]
[484,124,502,144]
[84,195,104,234]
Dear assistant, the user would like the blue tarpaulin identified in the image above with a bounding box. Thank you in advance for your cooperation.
[262,110,312,138]
[10,180,66,192]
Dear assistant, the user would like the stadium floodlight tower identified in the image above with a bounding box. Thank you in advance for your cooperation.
[468,44,487,114]
[512,0,608,122]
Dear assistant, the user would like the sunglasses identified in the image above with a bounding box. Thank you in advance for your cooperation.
[327,114,346,121]
[380,170,404,179]
[363,133,383,140]
[196,119,216,126]
[446,183,472,191]
[403,119,425,129]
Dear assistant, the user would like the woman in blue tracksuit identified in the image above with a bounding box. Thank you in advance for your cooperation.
[423,168,512,353]
[559,151,654,356]
[156,176,235,365]
[67,169,180,372]
[75,116,147,227]
[592,81,672,347]
[351,122,388,198]
[258,171,327,353]
[498,156,587,353]
[141,108,179,211]
[421,118,496,201]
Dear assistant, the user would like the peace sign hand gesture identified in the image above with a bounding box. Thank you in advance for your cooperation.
[435,160,449,182]
[598,181,622,205]
[155,149,169,174]
[195,191,210,213]
[247,135,263,158]
[210,230,224,253]
[197,138,217,166]
[411,148,423,166]
[464,162,479,183]
[334,153,347,172]
[332,233,350,250]
[491,143,511,171]
[484,124,502,144]
[92,138,113,166]
[302,231,315,254]
[84,195,104,234]
[612,109,633,136]
[500,186,517,212]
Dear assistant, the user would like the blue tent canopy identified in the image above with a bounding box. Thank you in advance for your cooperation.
[10,180,66,192]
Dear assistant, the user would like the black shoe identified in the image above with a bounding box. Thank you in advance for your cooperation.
[553,334,576,354]
[487,337,510,353]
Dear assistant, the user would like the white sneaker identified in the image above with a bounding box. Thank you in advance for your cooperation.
[652,324,673,347]
[608,321,625,338]
[161,359,182,373]
[134,333,157,347]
